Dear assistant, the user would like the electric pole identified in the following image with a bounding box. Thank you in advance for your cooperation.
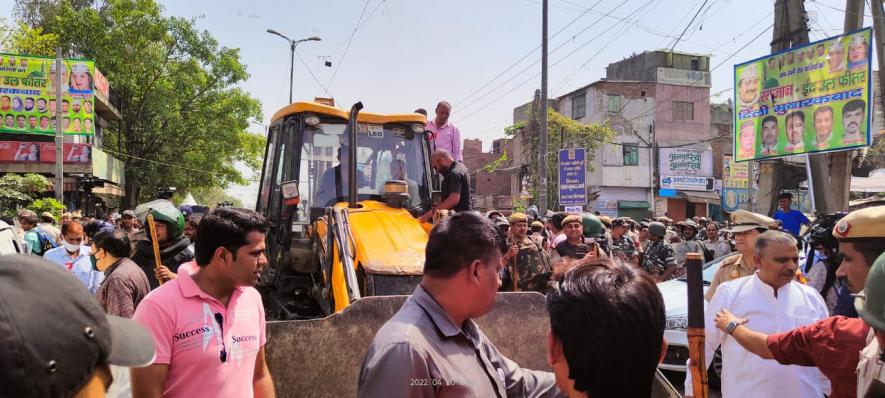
[756,0,810,215]
[539,0,549,214]
[54,48,64,203]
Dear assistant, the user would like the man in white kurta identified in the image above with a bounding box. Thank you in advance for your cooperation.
[685,230,829,397]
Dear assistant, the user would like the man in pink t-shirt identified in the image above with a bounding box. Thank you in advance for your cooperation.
[131,208,275,397]
[426,101,462,161]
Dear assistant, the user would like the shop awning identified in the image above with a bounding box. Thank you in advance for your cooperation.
[618,200,650,209]
[680,191,720,203]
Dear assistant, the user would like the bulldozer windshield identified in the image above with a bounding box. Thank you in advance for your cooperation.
[302,121,430,210]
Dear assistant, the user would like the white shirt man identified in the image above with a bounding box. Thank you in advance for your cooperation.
[685,231,830,397]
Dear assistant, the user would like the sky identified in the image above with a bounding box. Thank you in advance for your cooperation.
[1,0,876,206]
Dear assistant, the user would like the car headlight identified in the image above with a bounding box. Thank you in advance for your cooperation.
[665,315,688,331]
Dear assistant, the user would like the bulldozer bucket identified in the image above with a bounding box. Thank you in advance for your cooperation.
[265,292,681,397]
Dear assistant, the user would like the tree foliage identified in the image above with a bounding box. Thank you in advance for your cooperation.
[29,197,65,219]
[0,173,54,218]
[11,0,265,207]
[507,108,615,208]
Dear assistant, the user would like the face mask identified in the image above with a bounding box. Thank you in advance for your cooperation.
[63,240,81,253]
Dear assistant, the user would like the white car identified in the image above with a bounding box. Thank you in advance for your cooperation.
[0,220,23,255]
[657,254,730,372]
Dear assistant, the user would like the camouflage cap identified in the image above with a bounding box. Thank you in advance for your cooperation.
[508,212,528,224]
[833,205,885,240]
[561,214,582,228]
[725,209,775,233]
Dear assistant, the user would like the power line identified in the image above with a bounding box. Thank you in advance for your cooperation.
[457,0,628,111]
[461,0,656,120]
[455,0,605,107]
[326,0,373,91]
[295,49,332,97]
[668,0,710,53]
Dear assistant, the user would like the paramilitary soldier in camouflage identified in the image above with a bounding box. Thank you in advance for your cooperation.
[609,217,638,266]
[502,212,552,293]
[640,221,677,282]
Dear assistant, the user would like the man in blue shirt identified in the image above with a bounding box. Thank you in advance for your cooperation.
[773,192,810,237]
[43,221,104,293]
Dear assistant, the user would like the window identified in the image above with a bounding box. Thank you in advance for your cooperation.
[607,94,621,113]
[672,101,694,121]
[623,144,639,166]
[571,92,586,119]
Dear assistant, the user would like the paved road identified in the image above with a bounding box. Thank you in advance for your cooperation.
[662,370,722,398]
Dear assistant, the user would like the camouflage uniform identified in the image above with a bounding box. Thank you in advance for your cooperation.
[640,239,677,280]
[609,234,638,264]
[505,235,552,293]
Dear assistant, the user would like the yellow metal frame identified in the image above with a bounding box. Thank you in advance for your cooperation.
[271,101,427,125]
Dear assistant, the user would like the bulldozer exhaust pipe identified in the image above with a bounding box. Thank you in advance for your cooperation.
[348,102,363,209]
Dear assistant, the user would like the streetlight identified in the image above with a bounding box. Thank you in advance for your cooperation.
[266,29,321,104]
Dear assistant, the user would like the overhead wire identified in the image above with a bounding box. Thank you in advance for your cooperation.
[457,0,631,112]
[454,0,605,107]
[326,0,373,91]
[295,49,333,98]
[458,0,652,120]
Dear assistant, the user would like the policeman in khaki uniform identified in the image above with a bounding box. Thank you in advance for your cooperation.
[502,212,552,293]
[854,253,885,398]
[705,210,776,301]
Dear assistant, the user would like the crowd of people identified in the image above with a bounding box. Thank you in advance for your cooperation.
[4,193,885,397]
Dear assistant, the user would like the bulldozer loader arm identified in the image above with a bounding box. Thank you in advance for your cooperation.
[265,292,681,397]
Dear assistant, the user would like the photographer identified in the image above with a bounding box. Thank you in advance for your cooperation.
[801,212,845,314]
[550,215,605,280]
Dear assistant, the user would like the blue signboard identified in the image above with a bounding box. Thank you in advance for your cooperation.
[658,188,678,197]
[558,148,586,206]
[721,188,749,211]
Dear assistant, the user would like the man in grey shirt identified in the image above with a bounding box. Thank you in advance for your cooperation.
[358,211,562,398]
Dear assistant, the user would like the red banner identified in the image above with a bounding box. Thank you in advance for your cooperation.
[0,140,91,163]
[94,68,109,100]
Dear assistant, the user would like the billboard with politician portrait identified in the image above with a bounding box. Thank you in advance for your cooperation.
[0,53,96,136]
[733,28,872,162]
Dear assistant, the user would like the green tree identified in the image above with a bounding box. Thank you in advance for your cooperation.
[11,0,265,208]
[506,108,615,208]
[28,197,65,219]
[0,173,54,219]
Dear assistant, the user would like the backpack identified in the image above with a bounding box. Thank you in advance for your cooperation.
[33,229,57,254]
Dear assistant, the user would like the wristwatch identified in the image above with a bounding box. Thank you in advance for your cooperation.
[725,320,741,335]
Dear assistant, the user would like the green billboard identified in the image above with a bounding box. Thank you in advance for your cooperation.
[734,28,872,162]
[0,53,96,136]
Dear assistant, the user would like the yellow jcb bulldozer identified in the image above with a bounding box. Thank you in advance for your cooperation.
[256,100,434,319]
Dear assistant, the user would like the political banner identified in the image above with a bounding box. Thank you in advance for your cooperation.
[0,53,96,136]
[0,140,91,163]
[722,155,749,211]
[558,148,586,206]
[733,28,872,162]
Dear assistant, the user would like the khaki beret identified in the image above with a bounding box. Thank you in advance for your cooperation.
[561,215,582,227]
[833,206,885,240]
[40,212,55,220]
[598,215,612,226]
[509,212,528,224]
[725,209,776,233]
[655,216,672,223]
[531,221,544,228]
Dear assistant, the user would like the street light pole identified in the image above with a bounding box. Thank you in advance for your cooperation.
[266,29,321,104]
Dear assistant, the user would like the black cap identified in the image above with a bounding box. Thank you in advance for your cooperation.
[0,255,155,397]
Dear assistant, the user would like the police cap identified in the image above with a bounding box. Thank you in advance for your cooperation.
[833,206,885,240]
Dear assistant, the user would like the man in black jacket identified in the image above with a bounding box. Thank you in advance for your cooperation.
[130,200,193,289]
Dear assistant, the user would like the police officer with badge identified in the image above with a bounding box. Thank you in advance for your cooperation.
[502,212,552,293]
[705,210,775,301]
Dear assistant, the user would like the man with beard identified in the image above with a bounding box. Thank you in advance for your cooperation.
[813,106,835,150]
[841,99,866,145]
[738,64,762,111]
[501,212,552,292]
[760,115,779,156]
[130,200,194,289]
[684,231,829,398]
[709,206,885,398]
[784,111,806,153]
[828,41,846,74]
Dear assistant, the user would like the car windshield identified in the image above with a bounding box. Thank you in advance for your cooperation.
[676,253,736,284]
[299,121,430,209]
